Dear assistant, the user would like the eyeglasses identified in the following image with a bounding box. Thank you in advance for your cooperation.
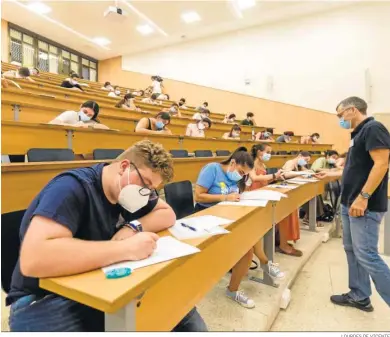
[130,162,152,197]
[337,107,353,119]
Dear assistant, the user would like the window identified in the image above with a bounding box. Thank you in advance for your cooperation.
[8,24,98,81]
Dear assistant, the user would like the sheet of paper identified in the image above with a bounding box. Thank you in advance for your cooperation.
[240,190,287,201]
[282,170,314,176]
[102,236,200,273]
[288,178,319,183]
[285,180,308,185]
[268,184,298,190]
[168,215,232,239]
[219,199,268,207]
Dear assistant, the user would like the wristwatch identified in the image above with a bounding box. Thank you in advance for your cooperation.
[118,220,143,232]
[360,191,371,199]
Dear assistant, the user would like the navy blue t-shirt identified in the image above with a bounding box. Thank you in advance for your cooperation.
[6,163,158,305]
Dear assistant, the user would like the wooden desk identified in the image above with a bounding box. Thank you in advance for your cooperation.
[39,203,273,331]
[37,179,325,331]
[1,121,331,156]
[1,155,318,214]
[1,91,267,135]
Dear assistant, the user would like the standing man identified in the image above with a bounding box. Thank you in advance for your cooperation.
[7,140,207,332]
[317,96,390,311]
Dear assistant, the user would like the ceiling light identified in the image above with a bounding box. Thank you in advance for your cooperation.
[26,2,52,15]
[92,37,111,46]
[181,11,201,24]
[136,24,154,35]
[236,0,256,10]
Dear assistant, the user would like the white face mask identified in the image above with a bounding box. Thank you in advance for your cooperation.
[117,168,149,213]
[232,132,240,138]
[115,90,121,95]
[198,122,205,130]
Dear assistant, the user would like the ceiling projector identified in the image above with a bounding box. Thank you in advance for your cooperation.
[104,6,128,22]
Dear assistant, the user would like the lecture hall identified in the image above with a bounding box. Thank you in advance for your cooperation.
[1,0,390,333]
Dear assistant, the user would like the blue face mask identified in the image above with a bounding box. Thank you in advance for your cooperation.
[298,158,307,167]
[155,121,165,130]
[339,117,351,129]
[227,170,242,182]
[78,111,91,122]
[262,153,271,162]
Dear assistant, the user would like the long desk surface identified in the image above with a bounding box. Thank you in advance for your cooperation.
[37,180,327,331]
[1,154,321,214]
[1,121,332,157]
[1,88,268,133]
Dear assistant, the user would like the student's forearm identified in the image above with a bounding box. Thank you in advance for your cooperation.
[139,209,176,232]
[195,193,225,203]
[20,238,128,278]
[361,163,388,195]
[136,128,161,135]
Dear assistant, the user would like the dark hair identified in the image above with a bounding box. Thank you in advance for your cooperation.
[228,113,236,119]
[151,75,157,80]
[247,112,254,118]
[229,124,241,137]
[180,98,186,103]
[18,67,30,77]
[115,93,134,108]
[139,90,145,96]
[32,67,39,74]
[165,94,170,100]
[156,111,171,124]
[201,117,212,128]
[339,152,347,158]
[151,93,159,100]
[311,133,320,138]
[203,102,208,107]
[221,147,254,192]
[201,108,210,115]
[266,128,273,134]
[104,81,111,87]
[114,85,119,90]
[325,150,339,157]
[81,101,100,121]
[299,151,311,157]
[251,144,270,160]
[171,103,179,108]
[336,96,368,115]
[70,73,79,79]
[284,131,294,136]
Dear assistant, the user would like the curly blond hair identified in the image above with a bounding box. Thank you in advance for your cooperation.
[115,140,174,183]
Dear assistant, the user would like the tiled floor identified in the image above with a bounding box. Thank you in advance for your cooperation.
[271,237,390,331]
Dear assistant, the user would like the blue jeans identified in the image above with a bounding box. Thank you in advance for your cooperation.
[341,204,390,306]
[9,293,207,332]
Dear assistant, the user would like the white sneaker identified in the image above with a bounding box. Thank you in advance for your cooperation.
[226,289,255,309]
[266,261,285,279]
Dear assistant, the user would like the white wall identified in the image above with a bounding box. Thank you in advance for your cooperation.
[122,2,390,114]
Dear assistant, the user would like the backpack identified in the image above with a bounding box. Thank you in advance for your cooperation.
[317,203,334,222]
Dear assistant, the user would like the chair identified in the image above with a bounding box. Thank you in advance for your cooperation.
[1,210,25,293]
[169,150,189,158]
[164,181,194,220]
[215,150,231,157]
[27,148,75,162]
[194,150,213,158]
[93,149,124,160]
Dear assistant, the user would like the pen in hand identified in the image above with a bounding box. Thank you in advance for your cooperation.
[181,223,197,231]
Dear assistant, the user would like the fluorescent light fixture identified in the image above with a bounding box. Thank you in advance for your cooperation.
[10,0,110,50]
[92,37,111,46]
[236,0,256,10]
[26,2,52,14]
[121,0,168,37]
[136,24,154,36]
[181,11,201,24]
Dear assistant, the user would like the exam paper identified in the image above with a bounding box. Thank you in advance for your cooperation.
[288,178,319,183]
[240,190,287,201]
[168,215,232,239]
[268,184,298,190]
[219,199,268,207]
[102,236,200,273]
[285,180,308,185]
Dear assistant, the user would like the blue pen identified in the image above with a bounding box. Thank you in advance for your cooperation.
[181,222,197,232]
[105,267,132,279]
